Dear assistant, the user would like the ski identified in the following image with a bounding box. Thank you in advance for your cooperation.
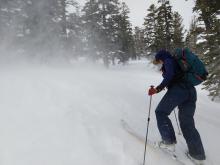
[147,140,180,161]
[185,152,206,165]
[121,119,193,165]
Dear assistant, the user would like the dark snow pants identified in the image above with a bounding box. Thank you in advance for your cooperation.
[155,83,206,160]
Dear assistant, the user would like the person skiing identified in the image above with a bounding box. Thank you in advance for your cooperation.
[148,49,206,163]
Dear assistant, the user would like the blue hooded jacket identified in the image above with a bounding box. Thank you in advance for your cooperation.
[155,50,182,90]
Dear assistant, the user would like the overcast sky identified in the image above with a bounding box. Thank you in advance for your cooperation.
[78,0,196,30]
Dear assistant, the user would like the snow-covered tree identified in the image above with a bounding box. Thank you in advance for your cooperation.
[172,12,184,49]
[156,0,174,51]
[82,0,135,66]
[194,0,220,99]
[0,0,82,61]
[185,17,205,55]
[116,2,135,63]
[185,17,199,53]
[22,0,81,59]
[82,0,121,64]
[143,4,157,54]
[0,0,27,53]
[143,0,176,53]
[133,27,145,59]
[143,1,185,55]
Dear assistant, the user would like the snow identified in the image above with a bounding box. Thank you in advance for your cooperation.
[0,59,219,165]
[196,38,206,44]
[196,34,207,44]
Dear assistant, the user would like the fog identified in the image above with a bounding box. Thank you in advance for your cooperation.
[0,0,197,67]
[1,1,220,165]
[0,0,134,67]
[0,0,83,65]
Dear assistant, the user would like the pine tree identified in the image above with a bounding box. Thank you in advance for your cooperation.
[21,0,81,60]
[203,16,220,99]
[116,2,135,63]
[23,0,62,58]
[143,4,158,54]
[134,27,145,59]
[172,12,184,49]
[185,17,205,55]
[0,0,26,52]
[194,0,220,31]
[82,0,136,66]
[185,17,198,53]
[56,0,81,58]
[82,0,101,60]
[143,1,184,54]
[0,0,83,61]
[67,8,84,58]
[82,0,121,64]
[156,0,174,51]
[194,0,220,99]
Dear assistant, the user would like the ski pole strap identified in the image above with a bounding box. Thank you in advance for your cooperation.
[195,74,205,81]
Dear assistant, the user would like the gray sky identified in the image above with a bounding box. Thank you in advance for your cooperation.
[78,0,196,30]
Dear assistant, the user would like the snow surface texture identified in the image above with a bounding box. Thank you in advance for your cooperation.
[0,60,219,165]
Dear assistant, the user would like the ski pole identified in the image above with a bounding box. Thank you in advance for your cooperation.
[174,109,182,135]
[143,86,153,165]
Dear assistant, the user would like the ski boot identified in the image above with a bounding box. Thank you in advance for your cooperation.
[186,152,205,165]
[158,140,176,152]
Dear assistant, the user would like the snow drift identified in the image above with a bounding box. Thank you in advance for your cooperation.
[0,60,219,165]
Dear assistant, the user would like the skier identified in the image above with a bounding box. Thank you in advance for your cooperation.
[148,49,206,163]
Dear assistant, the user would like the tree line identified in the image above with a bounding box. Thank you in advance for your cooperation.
[0,0,219,99]
[0,0,134,65]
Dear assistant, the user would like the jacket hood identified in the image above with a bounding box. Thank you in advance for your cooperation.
[155,50,173,62]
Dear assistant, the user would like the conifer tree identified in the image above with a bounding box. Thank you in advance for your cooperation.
[185,17,205,55]
[156,0,173,51]
[143,1,184,55]
[172,12,184,49]
[82,0,121,63]
[143,4,158,54]
[56,0,81,58]
[116,2,135,63]
[134,27,145,59]
[194,0,220,99]
[82,0,101,60]
[0,0,83,61]
[185,17,199,53]
[23,0,64,58]
[0,0,26,51]
[67,8,84,58]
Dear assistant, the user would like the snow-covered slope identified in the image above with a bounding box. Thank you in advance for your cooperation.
[0,60,219,165]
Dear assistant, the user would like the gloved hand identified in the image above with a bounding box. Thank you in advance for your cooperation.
[148,86,157,96]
